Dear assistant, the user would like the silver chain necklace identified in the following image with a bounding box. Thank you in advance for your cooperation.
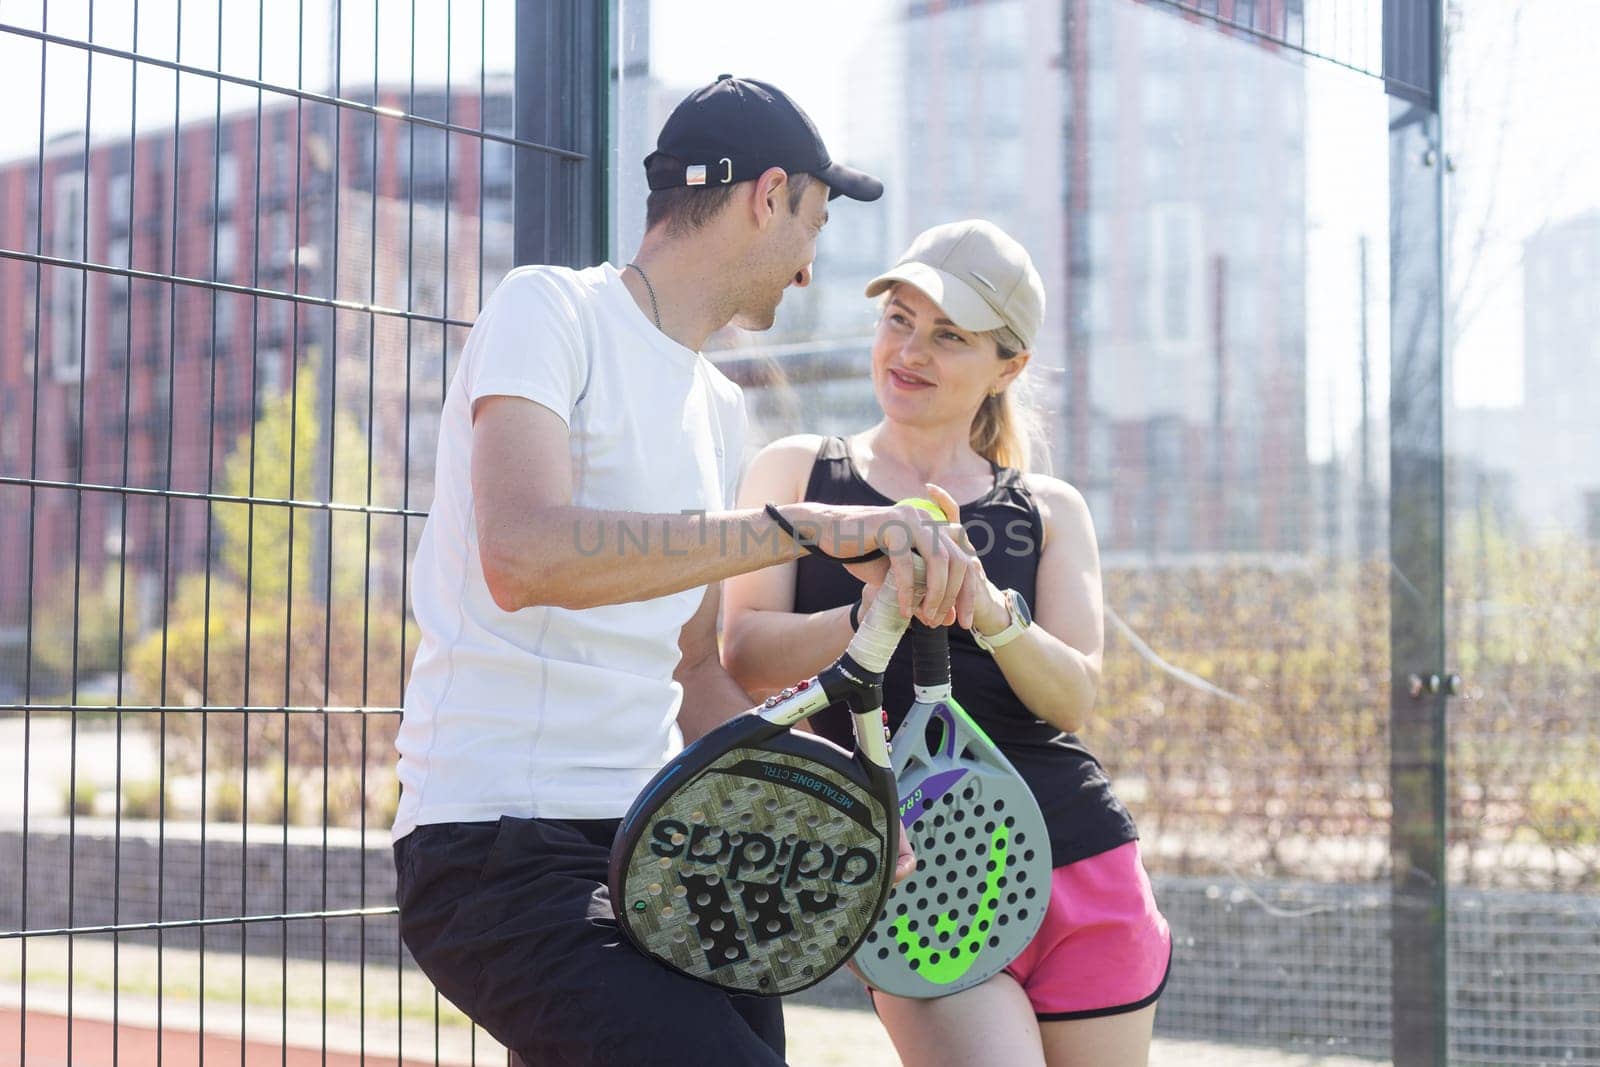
[627,262,661,330]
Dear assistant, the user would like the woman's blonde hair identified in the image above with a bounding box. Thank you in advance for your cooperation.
[968,333,1043,473]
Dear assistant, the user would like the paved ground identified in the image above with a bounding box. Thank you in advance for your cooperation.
[0,1007,449,1067]
[2,944,1386,1067]
[786,974,1385,1067]
[0,1004,1389,1067]
[0,1004,1390,1067]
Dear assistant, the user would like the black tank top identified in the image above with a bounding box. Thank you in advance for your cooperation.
[793,437,1138,867]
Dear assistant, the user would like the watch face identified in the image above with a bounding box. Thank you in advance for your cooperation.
[1008,589,1033,627]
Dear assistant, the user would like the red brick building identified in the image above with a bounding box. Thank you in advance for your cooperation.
[0,85,512,693]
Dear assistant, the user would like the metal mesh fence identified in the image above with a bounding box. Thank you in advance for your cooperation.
[1151,0,1389,87]
[0,1,547,1060]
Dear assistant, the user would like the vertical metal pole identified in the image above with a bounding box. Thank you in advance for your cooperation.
[1359,235,1376,561]
[1385,1,1448,1063]
[1212,254,1228,550]
[514,0,610,269]
[1060,0,1091,485]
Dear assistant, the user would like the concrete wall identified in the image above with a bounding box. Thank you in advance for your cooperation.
[2,819,406,967]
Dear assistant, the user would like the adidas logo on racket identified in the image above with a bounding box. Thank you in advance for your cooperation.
[611,519,932,996]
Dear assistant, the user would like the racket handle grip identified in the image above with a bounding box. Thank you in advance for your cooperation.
[846,554,924,674]
[909,621,951,692]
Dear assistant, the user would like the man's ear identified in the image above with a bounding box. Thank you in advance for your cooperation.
[750,166,789,229]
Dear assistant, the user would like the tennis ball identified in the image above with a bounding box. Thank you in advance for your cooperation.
[894,497,948,522]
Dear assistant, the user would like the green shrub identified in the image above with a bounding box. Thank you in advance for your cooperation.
[122,778,167,820]
[64,780,99,817]
[210,777,245,823]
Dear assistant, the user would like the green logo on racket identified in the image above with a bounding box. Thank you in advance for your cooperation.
[888,822,1011,985]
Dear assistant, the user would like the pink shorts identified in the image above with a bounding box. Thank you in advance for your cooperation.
[1003,840,1172,1019]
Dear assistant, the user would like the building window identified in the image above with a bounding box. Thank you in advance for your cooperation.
[1286,0,1305,44]
[108,171,132,231]
[483,139,514,198]
[259,348,286,401]
[215,222,237,280]
[412,127,450,202]
[1143,204,1201,347]
[214,292,236,348]
[51,172,87,382]
[217,149,238,214]
[274,142,297,197]
[106,255,130,368]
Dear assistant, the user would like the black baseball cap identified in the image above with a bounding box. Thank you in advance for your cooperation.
[644,75,883,203]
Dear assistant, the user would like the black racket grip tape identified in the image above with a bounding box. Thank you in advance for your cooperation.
[909,621,950,689]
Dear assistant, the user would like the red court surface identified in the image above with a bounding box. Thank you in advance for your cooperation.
[0,1009,459,1067]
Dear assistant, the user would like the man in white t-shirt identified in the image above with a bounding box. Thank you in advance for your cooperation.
[392,75,981,1065]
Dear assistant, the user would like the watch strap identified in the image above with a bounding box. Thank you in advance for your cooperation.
[974,589,1028,652]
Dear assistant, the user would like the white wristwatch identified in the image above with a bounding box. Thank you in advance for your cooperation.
[973,588,1032,652]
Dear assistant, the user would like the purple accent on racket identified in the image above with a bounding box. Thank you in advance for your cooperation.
[900,768,969,830]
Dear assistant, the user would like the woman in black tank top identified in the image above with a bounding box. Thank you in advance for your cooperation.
[723,221,1169,1065]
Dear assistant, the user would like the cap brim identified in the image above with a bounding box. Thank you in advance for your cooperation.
[864,263,1006,332]
[815,160,883,202]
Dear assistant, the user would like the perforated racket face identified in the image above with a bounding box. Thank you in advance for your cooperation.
[612,731,894,996]
[857,699,1052,998]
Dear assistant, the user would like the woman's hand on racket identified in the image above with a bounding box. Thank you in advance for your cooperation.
[936,521,1011,639]
[941,522,1009,638]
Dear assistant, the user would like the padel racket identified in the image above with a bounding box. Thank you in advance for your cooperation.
[609,555,924,996]
[856,620,1053,998]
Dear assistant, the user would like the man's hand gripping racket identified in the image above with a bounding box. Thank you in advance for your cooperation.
[609,532,932,996]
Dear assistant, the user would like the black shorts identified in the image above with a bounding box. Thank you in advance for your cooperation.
[395,816,787,1066]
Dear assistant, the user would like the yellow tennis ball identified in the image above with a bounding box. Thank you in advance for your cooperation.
[894,497,948,523]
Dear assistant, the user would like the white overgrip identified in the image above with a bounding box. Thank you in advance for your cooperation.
[845,553,926,674]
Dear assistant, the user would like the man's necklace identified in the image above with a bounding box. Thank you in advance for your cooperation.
[627,262,661,330]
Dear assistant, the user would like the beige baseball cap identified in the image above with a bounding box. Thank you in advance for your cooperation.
[865,219,1045,351]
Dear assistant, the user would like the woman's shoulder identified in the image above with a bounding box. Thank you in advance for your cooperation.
[755,432,830,460]
[1019,472,1093,530]
[750,433,833,474]
[743,434,831,503]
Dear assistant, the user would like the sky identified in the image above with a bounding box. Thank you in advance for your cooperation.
[1439,0,1600,410]
[3,0,1596,423]
[643,0,885,152]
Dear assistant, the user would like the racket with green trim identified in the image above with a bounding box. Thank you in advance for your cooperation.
[855,620,1052,998]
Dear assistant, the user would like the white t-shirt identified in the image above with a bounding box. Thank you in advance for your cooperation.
[392,263,746,841]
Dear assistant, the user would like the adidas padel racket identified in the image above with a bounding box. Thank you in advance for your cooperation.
[856,620,1053,998]
[609,555,925,996]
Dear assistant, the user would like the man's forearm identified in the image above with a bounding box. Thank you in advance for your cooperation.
[482,506,806,611]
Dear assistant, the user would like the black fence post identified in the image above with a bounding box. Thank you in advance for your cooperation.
[1385,1,1449,1063]
[514,0,611,269]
